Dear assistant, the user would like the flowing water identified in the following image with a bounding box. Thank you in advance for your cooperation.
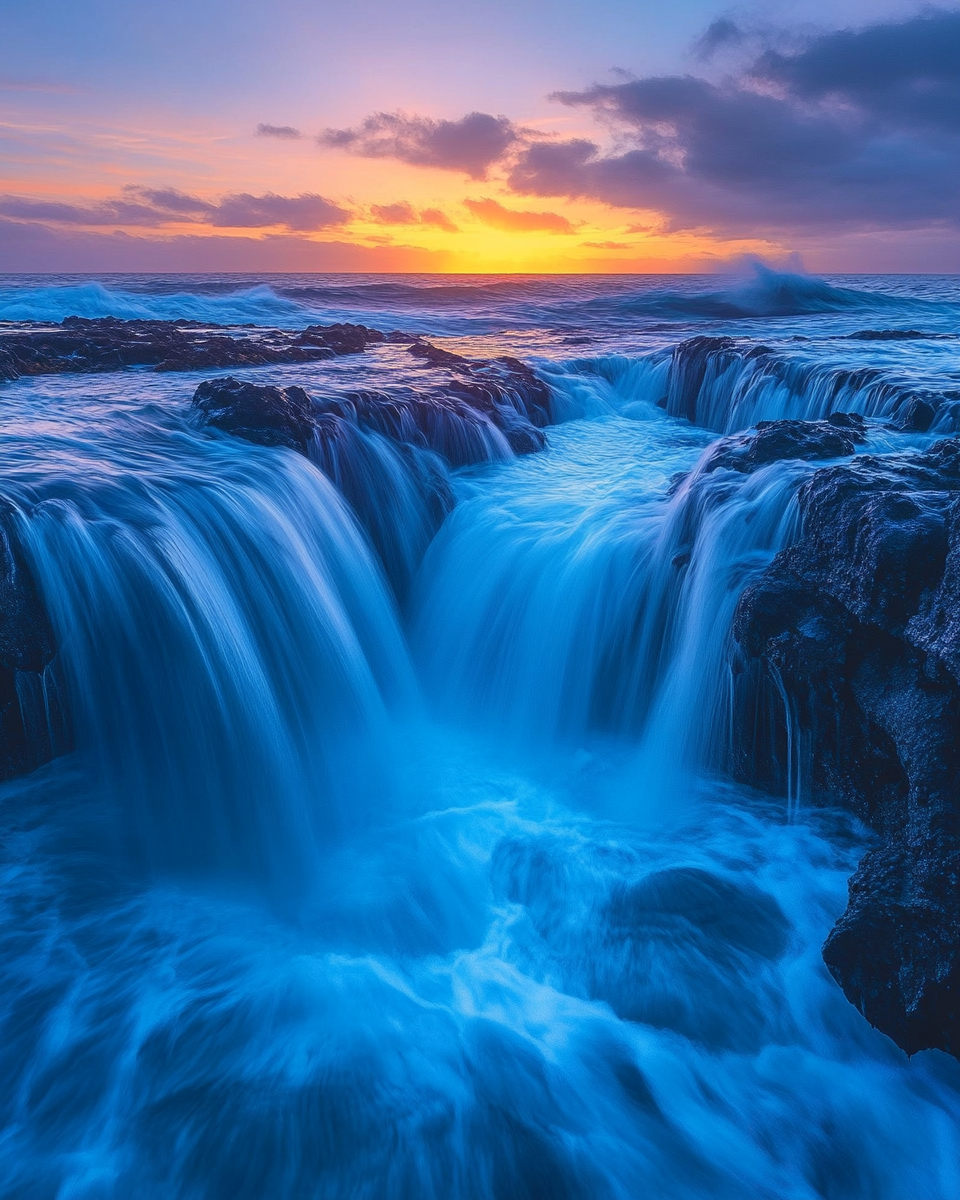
[1,267,960,1198]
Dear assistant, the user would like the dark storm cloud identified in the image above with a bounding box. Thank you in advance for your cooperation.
[319,111,518,179]
[256,123,302,139]
[508,9,960,234]
[0,188,352,232]
[749,11,960,133]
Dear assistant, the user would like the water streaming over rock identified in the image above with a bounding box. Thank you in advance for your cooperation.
[1,268,959,1198]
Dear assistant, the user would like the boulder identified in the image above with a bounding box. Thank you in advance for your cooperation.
[192,378,316,454]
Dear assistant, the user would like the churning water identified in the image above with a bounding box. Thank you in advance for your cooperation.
[1,267,960,1198]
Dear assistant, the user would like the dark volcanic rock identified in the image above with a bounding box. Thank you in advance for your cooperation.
[193,344,552,470]
[662,334,959,435]
[406,340,552,452]
[704,413,866,474]
[0,317,390,379]
[890,394,939,433]
[192,348,554,598]
[193,378,317,454]
[846,329,957,342]
[1,503,65,781]
[733,438,960,1056]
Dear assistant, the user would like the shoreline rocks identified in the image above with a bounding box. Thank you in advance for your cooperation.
[190,347,554,598]
[0,316,406,380]
[733,437,960,1057]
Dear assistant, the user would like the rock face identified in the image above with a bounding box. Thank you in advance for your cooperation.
[704,413,866,474]
[193,379,317,454]
[733,438,960,1056]
[192,344,552,470]
[0,317,398,379]
[661,335,960,434]
[191,350,553,598]
[0,504,65,781]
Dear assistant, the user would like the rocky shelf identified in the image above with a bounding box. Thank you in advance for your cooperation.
[0,315,411,379]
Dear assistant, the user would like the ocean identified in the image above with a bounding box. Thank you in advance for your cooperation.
[1,266,959,1198]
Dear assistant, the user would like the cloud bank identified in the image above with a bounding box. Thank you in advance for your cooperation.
[320,9,960,240]
[0,188,350,232]
[514,9,960,234]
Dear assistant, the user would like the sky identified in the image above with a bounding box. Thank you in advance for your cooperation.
[1,0,957,273]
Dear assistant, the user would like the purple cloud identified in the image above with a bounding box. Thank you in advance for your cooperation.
[209,192,350,230]
[506,10,960,235]
[256,123,302,140]
[319,111,517,179]
[0,189,352,232]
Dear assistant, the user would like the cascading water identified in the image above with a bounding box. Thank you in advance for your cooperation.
[1,269,959,1199]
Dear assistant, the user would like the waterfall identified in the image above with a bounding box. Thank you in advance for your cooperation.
[15,439,415,897]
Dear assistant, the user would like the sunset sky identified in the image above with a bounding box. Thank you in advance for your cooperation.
[1,0,957,273]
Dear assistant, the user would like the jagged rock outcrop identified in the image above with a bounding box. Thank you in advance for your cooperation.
[0,317,402,378]
[733,438,960,1056]
[406,341,553,452]
[193,379,317,454]
[192,344,552,470]
[704,413,866,474]
[190,351,553,597]
[1,504,65,780]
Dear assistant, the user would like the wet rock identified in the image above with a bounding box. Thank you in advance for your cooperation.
[192,378,317,454]
[823,838,960,1057]
[664,336,740,424]
[663,334,958,436]
[606,867,789,961]
[846,330,957,341]
[321,389,512,468]
[890,394,939,433]
[733,438,960,1056]
[407,341,554,430]
[0,317,390,379]
[704,414,866,474]
[1,503,63,781]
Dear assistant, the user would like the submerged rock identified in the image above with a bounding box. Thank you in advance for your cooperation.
[733,438,960,1056]
[845,329,957,342]
[0,503,65,780]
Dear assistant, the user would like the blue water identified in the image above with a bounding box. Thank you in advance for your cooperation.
[1,267,959,1198]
